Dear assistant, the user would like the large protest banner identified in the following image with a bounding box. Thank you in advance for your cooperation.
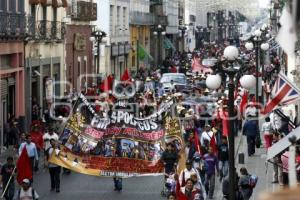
[164,116,186,174]
[49,93,174,177]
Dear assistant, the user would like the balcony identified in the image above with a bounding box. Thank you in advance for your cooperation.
[27,19,66,41]
[130,11,155,26]
[0,12,26,40]
[155,16,168,26]
[67,1,97,21]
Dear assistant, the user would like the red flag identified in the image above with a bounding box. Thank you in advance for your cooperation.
[121,68,131,82]
[17,147,33,184]
[210,135,217,155]
[193,130,201,155]
[240,91,248,115]
[100,74,114,92]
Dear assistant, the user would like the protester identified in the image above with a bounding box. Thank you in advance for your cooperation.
[19,135,39,173]
[238,167,253,200]
[175,176,202,200]
[281,149,289,187]
[242,117,259,156]
[43,128,59,153]
[179,160,198,187]
[203,147,219,199]
[46,139,61,193]
[17,179,39,200]
[218,136,229,181]
[261,117,274,149]
[1,157,15,200]
[161,143,179,174]
[30,125,44,172]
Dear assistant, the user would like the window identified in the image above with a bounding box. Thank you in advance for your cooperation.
[53,7,57,21]
[117,6,120,29]
[42,6,47,20]
[31,5,36,18]
[17,0,24,13]
[123,7,126,31]
[110,5,114,36]
[0,0,6,11]
[9,0,16,12]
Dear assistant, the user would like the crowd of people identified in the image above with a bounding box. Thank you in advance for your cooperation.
[0,40,298,200]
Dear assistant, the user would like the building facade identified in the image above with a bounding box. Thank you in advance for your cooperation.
[129,0,153,71]
[24,0,67,130]
[65,0,96,90]
[109,0,130,79]
[0,0,26,148]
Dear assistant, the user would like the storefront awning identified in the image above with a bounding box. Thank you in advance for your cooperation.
[267,126,300,161]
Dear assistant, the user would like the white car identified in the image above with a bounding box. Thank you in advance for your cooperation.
[160,73,187,93]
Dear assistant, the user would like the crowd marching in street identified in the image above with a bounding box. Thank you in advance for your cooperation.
[1,41,300,200]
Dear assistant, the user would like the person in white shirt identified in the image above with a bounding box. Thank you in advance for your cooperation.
[200,125,214,145]
[245,102,257,118]
[18,179,39,200]
[43,128,59,152]
[46,139,61,193]
[19,135,39,173]
[179,160,198,186]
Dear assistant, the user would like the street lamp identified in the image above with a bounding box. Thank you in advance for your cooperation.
[178,26,187,52]
[153,24,166,68]
[245,26,270,105]
[90,28,107,75]
[206,46,255,200]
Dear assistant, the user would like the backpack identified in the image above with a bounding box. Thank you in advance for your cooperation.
[248,175,258,188]
[18,188,36,200]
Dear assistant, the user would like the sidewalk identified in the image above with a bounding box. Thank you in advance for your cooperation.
[236,135,279,199]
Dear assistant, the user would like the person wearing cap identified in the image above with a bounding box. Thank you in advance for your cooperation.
[17,179,39,200]
[1,156,15,200]
[178,160,198,187]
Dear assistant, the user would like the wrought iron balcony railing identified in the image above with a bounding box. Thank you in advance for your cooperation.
[0,12,26,40]
[26,17,65,41]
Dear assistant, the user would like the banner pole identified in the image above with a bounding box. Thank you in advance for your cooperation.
[1,166,16,198]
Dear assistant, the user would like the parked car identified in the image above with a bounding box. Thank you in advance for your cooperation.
[159,73,188,93]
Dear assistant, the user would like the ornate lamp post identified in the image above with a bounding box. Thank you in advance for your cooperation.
[245,24,270,105]
[178,25,187,52]
[206,46,256,200]
[89,28,107,75]
[153,24,166,68]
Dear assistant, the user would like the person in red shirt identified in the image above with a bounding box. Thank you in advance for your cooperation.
[30,124,44,171]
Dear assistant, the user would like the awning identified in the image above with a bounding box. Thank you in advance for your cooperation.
[267,126,300,161]
[163,38,176,51]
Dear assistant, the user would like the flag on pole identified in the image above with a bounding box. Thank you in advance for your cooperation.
[262,72,300,115]
[276,5,297,57]
[121,68,131,82]
[137,43,153,61]
[240,90,248,115]
[99,74,114,92]
[17,147,33,184]
[210,134,217,155]
[192,57,213,73]
[193,129,201,155]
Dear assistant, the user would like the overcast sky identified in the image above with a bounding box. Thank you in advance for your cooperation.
[259,0,270,8]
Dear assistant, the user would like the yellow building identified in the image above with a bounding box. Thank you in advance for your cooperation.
[129,25,152,71]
